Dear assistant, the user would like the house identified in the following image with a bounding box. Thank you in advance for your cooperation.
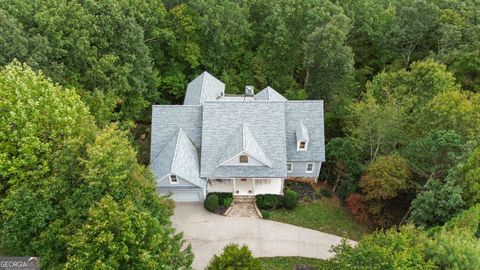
[150,72,325,202]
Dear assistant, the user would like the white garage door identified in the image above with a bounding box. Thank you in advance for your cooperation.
[170,190,203,202]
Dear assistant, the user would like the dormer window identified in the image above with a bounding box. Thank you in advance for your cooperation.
[299,141,306,149]
[170,174,178,184]
[239,155,248,163]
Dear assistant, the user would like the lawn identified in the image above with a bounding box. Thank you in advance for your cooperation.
[270,198,372,240]
[259,256,330,270]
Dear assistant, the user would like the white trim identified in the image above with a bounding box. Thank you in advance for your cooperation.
[297,140,308,151]
[305,163,314,173]
[169,174,179,184]
[287,163,293,173]
[216,151,270,167]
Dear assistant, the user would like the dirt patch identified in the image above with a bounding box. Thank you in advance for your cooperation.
[284,180,319,201]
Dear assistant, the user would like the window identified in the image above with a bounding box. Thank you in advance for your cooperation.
[170,174,178,184]
[299,141,306,149]
[306,163,314,173]
[239,155,248,163]
[287,163,293,173]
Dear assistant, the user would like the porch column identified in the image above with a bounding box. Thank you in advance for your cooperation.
[232,178,236,194]
[252,178,255,195]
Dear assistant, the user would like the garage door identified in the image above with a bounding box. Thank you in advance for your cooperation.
[171,190,203,202]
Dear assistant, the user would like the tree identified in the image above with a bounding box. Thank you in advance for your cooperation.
[418,90,480,141]
[359,154,411,226]
[346,92,405,161]
[328,225,436,270]
[65,196,192,270]
[321,138,362,199]
[207,243,261,270]
[410,179,464,228]
[457,147,480,207]
[425,228,480,270]
[304,13,355,107]
[0,62,192,268]
[403,130,464,180]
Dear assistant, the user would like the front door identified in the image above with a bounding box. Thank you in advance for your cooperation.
[234,178,253,195]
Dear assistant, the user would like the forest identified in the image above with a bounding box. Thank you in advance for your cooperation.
[0,0,479,269]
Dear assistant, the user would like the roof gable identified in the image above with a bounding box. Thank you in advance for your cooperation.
[183,71,225,105]
[217,123,272,167]
[255,86,287,101]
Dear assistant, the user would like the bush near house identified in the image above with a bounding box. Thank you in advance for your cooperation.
[261,210,271,219]
[208,192,233,208]
[204,194,219,213]
[256,194,283,210]
[223,197,233,208]
[284,190,299,209]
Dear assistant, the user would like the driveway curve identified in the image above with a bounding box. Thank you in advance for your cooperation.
[172,203,356,270]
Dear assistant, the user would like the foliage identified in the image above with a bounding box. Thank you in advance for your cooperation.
[359,154,411,226]
[206,243,261,270]
[410,179,464,228]
[322,138,362,199]
[320,189,333,198]
[425,228,480,270]
[208,192,233,208]
[255,194,283,210]
[261,210,271,219]
[259,256,329,270]
[284,190,299,209]
[457,147,480,207]
[0,63,192,268]
[346,193,370,224]
[403,130,464,180]
[223,198,233,208]
[443,204,480,238]
[204,194,219,213]
[329,225,436,270]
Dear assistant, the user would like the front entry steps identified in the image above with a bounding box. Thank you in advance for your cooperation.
[224,195,262,218]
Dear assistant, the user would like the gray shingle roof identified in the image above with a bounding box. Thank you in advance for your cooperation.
[201,101,287,178]
[217,123,272,167]
[183,71,225,105]
[285,101,325,161]
[255,86,287,101]
[296,122,310,142]
[150,128,206,188]
[150,105,202,158]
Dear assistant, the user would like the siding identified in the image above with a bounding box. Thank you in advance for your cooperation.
[287,161,322,177]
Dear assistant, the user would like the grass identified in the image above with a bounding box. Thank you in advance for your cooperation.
[270,198,372,240]
[259,256,330,270]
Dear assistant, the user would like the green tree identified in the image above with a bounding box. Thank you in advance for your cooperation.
[346,92,405,161]
[403,130,464,180]
[321,138,362,199]
[304,13,355,107]
[0,62,192,268]
[328,225,436,270]
[410,179,464,228]
[207,243,261,270]
[65,196,192,270]
[359,154,411,226]
[457,147,480,207]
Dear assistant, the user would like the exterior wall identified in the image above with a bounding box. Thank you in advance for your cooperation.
[287,161,322,178]
[222,152,264,166]
[157,174,196,187]
[208,179,234,193]
[207,178,283,195]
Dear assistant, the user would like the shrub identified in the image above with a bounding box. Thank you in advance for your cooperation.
[346,193,370,223]
[261,210,271,219]
[284,190,299,209]
[320,189,332,197]
[204,194,219,213]
[256,194,283,210]
[223,197,233,208]
[208,192,233,207]
[207,243,261,270]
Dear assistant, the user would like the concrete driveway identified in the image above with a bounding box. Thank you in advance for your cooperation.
[172,203,356,270]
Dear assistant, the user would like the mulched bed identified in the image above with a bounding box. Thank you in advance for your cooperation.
[284,180,319,201]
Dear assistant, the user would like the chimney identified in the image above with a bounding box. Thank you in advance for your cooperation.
[245,85,254,97]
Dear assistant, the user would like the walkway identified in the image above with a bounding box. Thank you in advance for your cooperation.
[172,203,356,270]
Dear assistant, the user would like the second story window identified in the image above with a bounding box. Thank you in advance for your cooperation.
[239,155,248,163]
[299,141,306,150]
[287,163,293,173]
[170,174,178,183]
